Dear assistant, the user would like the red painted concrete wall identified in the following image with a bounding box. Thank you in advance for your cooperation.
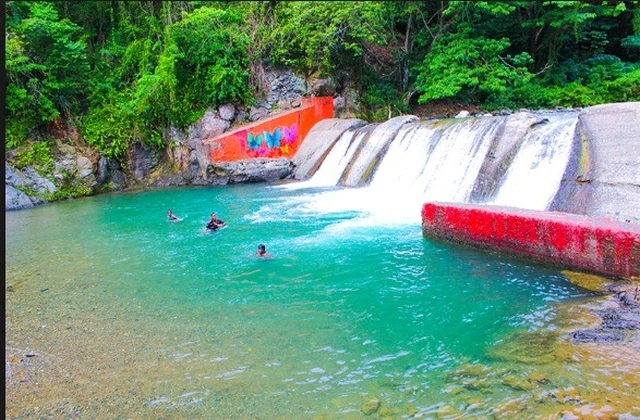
[422,202,640,278]
[203,97,334,162]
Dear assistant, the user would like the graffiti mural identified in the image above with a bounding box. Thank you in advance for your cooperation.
[205,97,334,162]
[238,124,299,158]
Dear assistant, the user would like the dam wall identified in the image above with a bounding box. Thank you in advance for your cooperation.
[422,202,640,278]
[201,97,334,163]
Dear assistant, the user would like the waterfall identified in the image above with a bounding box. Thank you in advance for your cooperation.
[289,110,581,224]
[307,125,373,187]
[491,114,578,210]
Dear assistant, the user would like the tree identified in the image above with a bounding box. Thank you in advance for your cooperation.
[6,1,89,146]
[415,29,534,104]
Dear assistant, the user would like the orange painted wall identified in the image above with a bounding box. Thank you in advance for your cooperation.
[204,97,334,162]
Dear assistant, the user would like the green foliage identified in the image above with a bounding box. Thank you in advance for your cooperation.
[416,32,534,104]
[12,140,55,175]
[5,2,89,147]
[46,171,93,201]
[358,77,408,121]
[78,4,256,159]
[269,1,387,79]
[167,6,253,109]
[4,0,640,163]
[599,68,640,103]
[81,101,134,160]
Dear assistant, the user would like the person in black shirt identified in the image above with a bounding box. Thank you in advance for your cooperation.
[206,213,226,230]
[167,209,180,221]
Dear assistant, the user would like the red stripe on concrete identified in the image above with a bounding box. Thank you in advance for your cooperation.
[421,202,640,277]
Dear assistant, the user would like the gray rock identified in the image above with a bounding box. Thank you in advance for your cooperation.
[54,156,77,181]
[76,156,95,182]
[23,167,56,194]
[598,307,640,330]
[201,116,230,140]
[278,98,293,110]
[233,108,247,125]
[311,78,336,97]
[571,328,626,343]
[218,104,236,121]
[265,70,306,107]
[455,110,470,118]
[107,158,127,188]
[97,156,108,184]
[130,143,161,181]
[166,126,187,147]
[205,158,293,184]
[5,185,34,210]
[249,106,269,122]
[5,163,26,187]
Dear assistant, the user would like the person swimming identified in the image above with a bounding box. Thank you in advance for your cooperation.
[256,244,272,258]
[206,213,226,230]
[167,209,180,221]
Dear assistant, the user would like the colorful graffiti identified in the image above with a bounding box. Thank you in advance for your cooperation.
[238,124,299,158]
[205,97,334,162]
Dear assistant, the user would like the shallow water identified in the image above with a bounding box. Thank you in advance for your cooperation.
[5,184,640,418]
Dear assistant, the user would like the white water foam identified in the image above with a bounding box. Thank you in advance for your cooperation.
[491,114,578,210]
[260,112,580,233]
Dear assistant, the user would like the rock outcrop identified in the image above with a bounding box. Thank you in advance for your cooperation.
[5,70,319,211]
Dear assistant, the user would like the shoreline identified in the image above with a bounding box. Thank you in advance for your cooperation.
[562,271,640,347]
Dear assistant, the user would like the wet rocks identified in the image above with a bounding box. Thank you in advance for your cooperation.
[502,374,535,391]
[571,328,626,343]
[361,397,380,415]
[570,280,640,344]
[205,158,294,185]
[488,330,558,364]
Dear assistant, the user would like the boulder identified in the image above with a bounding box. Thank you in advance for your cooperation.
[23,167,56,194]
[205,158,294,185]
[218,104,236,121]
[5,185,34,210]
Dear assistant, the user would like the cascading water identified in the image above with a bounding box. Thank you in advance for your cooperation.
[285,124,375,190]
[491,113,578,210]
[287,111,580,224]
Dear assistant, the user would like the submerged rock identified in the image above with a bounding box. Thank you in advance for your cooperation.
[502,374,535,391]
[562,270,611,293]
[361,397,380,415]
[571,328,626,343]
[488,330,558,364]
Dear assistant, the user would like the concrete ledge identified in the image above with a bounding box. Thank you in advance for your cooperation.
[422,202,640,277]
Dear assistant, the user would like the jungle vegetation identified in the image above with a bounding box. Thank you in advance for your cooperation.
[5,1,640,161]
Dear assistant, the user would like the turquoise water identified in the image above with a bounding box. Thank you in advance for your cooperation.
[7,184,634,418]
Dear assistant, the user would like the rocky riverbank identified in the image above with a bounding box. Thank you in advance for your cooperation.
[563,272,640,347]
[5,70,346,211]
